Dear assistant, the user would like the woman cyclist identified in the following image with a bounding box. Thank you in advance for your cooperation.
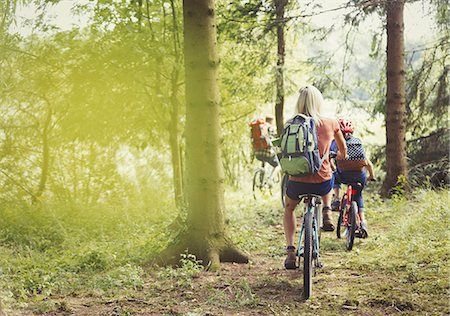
[283,85,347,269]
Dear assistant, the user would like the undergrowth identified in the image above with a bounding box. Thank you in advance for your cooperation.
[349,189,449,294]
[0,184,448,314]
[0,191,176,312]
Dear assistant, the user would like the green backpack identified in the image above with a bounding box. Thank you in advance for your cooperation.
[279,114,325,176]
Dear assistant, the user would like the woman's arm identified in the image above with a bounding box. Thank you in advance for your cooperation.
[330,158,336,171]
[334,130,347,160]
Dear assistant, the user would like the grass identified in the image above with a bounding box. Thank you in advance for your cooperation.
[0,195,176,312]
[0,184,448,315]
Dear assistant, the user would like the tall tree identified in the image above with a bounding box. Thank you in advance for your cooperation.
[274,0,288,135]
[159,0,248,270]
[167,0,184,208]
[381,0,408,196]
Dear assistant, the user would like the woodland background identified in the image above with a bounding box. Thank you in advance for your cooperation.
[0,0,448,315]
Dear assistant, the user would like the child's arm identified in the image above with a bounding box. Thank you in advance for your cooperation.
[366,159,375,181]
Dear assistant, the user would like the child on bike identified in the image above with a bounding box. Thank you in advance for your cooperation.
[283,86,347,269]
[330,119,375,238]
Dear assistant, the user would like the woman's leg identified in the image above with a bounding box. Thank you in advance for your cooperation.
[284,195,300,246]
[284,194,300,269]
[322,190,335,231]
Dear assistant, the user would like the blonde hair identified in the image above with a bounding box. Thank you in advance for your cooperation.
[295,85,324,123]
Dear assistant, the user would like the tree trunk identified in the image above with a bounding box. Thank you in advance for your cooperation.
[168,0,184,208]
[381,0,408,197]
[34,105,52,202]
[169,65,183,208]
[158,0,248,270]
[274,0,287,136]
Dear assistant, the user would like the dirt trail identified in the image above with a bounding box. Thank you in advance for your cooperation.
[36,221,431,316]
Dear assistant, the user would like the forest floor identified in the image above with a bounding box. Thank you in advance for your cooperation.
[38,234,443,316]
[1,188,449,315]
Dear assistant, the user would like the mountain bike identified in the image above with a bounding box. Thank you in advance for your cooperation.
[336,182,363,250]
[296,193,323,300]
[252,161,277,200]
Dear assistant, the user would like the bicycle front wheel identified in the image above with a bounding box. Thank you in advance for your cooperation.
[303,211,313,300]
[336,199,346,239]
[346,201,357,250]
[314,204,322,244]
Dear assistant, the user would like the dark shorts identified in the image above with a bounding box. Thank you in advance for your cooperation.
[333,171,366,189]
[256,154,280,168]
[286,178,333,200]
[332,171,366,210]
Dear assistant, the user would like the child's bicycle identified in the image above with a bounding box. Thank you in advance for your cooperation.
[335,182,365,250]
[296,193,323,300]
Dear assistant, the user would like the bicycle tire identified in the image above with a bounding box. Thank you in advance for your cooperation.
[303,211,313,300]
[281,173,288,207]
[252,169,264,200]
[336,201,346,239]
[314,203,322,244]
[346,201,357,250]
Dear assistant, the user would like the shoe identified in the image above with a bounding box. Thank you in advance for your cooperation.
[284,246,297,269]
[331,199,340,211]
[360,221,368,238]
[322,207,335,232]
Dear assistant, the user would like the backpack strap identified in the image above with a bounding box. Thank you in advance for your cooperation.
[307,117,327,167]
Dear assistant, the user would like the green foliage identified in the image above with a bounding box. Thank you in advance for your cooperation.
[0,204,65,251]
[0,187,448,314]
[86,264,144,295]
[0,0,448,314]
[158,252,203,285]
[76,250,110,272]
[405,39,449,135]
[348,190,449,295]
[0,186,175,310]
[0,0,184,205]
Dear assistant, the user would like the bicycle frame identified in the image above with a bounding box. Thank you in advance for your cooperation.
[337,183,362,250]
[295,194,322,300]
[296,195,321,262]
[341,184,358,226]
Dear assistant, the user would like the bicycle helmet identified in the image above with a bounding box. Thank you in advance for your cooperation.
[338,118,354,133]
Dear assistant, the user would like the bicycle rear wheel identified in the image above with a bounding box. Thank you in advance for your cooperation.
[253,169,270,200]
[303,211,313,300]
[346,201,357,250]
[252,169,263,200]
